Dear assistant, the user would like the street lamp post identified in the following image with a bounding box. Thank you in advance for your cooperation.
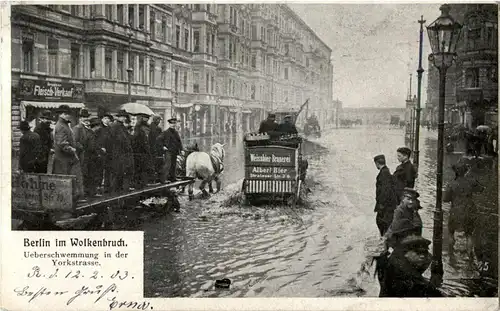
[414,15,426,172]
[426,4,462,287]
[126,27,134,103]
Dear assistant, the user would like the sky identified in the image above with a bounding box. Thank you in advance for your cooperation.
[289,3,442,108]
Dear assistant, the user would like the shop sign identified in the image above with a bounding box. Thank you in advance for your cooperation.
[245,166,296,180]
[12,173,75,212]
[245,146,296,167]
[18,79,84,101]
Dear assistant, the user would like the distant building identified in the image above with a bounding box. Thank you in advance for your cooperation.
[340,107,405,125]
[426,4,498,129]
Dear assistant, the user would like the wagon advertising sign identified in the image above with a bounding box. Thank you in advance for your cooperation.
[12,173,75,212]
[245,146,297,180]
[245,166,297,180]
[245,146,296,167]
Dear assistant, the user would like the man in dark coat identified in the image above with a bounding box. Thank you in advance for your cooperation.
[379,235,442,297]
[52,104,84,201]
[393,147,417,201]
[373,154,398,236]
[96,111,113,194]
[258,113,278,134]
[149,115,163,183]
[34,110,53,173]
[277,115,298,135]
[109,110,134,194]
[131,114,154,189]
[73,108,96,198]
[84,117,104,197]
[157,118,183,183]
[18,121,42,173]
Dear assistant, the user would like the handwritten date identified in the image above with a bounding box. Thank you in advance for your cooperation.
[27,266,130,281]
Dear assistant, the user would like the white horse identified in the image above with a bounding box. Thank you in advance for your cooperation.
[185,143,226,200]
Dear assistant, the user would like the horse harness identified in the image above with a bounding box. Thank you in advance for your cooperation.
[210,154,224,175]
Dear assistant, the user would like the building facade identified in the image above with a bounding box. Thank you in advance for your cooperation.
[426,4,498,129]
[11,4,333,149]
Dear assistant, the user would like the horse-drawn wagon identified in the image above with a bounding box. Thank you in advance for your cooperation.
[242,133,308,206]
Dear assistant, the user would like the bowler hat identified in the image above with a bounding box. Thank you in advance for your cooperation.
[40,110,53,120]
[373,154,385,162]
[268,113,276,118]
[55,104,71,114]
[116,110,130,117]
[89,117,101,127]
[79,108,91,118]
[402,187,420,199]
[167,118,178,124]
[397,147,412,157]
[19,120,31,131]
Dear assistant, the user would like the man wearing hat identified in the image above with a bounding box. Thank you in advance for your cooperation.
[149,115,163,183]
[53,104,84,201]
[393,146,417,202]
[157,117,183,183]
[34,110,54,173]
[379,234,442,297]
[276,115,298,135]
[96,110,113,194]
[384,187,423,248]
[109,109,134,194]
[18,120,42,173]
[373,154,398,236]
[130,113,154,189]
[73,108,97,198]
[444,161,485,257]
[258,113,278,134]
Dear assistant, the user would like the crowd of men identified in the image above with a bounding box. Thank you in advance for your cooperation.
[17,104,183,203]
[258,113,298,135]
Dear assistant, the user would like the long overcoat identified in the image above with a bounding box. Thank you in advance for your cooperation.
[34,122,53,171]
[52,118,84,197]
[393,160,417,199]
[19,131,42,173]
[109,121,134,177]
[375,165,399,235]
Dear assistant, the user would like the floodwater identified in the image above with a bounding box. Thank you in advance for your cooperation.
[142,127,498,297]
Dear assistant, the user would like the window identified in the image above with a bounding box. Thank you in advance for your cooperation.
[219,38,225,58]
[90,46,96,75]
[251,55,256,68]
[183,72,188,92]
[71,44,80,78]
[211,34,215,54]
[105,5,112,20]
[252,25,257,40]
[467,28,481,51]
[194,4,201,11]
[251,84,255,99]
[206,73,209,93]
[105,49,112,79]
[60,5,70,12]
[193,72,200,93]
[150,59,155,86]
[128,52,135,81]
[71,5,79,16]
[284,67,288,80]
[184,29,189,51]
[48,37,58,76]
[228,40,233,62]
[465,68,480,88]
[206,4,210,12]
[138,5,145,30]
[128,5,135,27]
[161,17,167,42]
[117,51,124,80]
[175,25,180,48]
[206,33,210,54]
[165,16,172,44]
[22,39,34,73]
[193,30,200,52]
[174,69,179,91]
[161,61,167,87]
[116,5,123,23]
[211,76,215,93]
[139,55,144,83]
[150,11,156,40]
[285,44,289,56]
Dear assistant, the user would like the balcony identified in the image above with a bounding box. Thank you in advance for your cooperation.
[218,23,238,35]
[192,53,218,65]
[13,5,85,30]
[191,11,217,25]
[85,79,171,99]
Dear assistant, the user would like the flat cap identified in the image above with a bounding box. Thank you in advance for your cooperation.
[373,154,385,162]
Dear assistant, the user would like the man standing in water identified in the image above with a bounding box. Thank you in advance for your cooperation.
[393,147,417,202]
[373,154,398,236]
[157,118,183,183]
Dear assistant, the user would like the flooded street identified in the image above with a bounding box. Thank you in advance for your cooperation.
[142,127,498,298]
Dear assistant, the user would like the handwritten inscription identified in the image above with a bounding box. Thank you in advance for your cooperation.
[14,266,150,310]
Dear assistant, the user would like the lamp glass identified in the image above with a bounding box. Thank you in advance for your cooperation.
[426,5,462,55]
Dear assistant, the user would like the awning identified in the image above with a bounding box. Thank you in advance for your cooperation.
[20,101,85,120]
